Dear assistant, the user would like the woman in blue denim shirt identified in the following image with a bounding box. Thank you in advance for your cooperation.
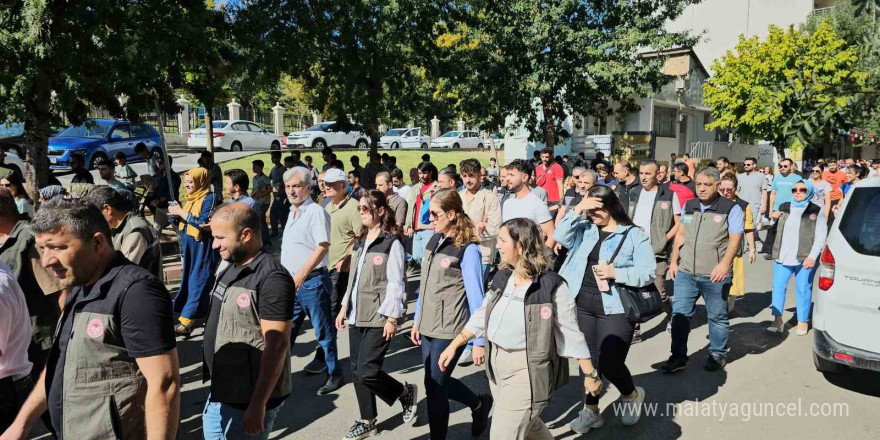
[553,185,656,434]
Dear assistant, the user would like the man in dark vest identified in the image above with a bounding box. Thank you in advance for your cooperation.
[662,167,743,373]
[626,160,681,343]
[612,160,640,207]
[2,198,179,440]
[0,188,63,379]
[202,202,295,439]
[84,186,162,280]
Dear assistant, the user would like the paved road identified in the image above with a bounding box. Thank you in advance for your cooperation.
[54,151,257,186]
[165,255,878,440]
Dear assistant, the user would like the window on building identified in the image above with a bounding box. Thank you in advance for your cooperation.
[654,107,677,138]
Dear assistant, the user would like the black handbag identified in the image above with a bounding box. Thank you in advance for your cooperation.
[607,227,664,323]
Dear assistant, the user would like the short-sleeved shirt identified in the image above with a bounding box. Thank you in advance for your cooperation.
[822,170,848,201]
[535,163,564,202]
[325,196,363,269]
[736,171,768,208]
[0,262,32,381]
[252,174,272,205]
[770,173,803,209]
[632,188,681,231]
[811,179,832,208]
[229,195,260,218]
[281,198,331,275]
[269,165,286,193]
[502,192,553,225]
[699,201,745,234]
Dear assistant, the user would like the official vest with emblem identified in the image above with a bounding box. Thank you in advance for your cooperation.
[626,183,676,258]
[771,202,821,261]
[343,232,402,328]
[484,269,569,413]
[417,233,471,339]
[46,255,155,440]
[206,252,292,404]
[112,212,162,280]
[679,196,737,277]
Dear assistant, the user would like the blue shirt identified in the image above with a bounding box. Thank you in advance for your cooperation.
[229,194,260,217]
[414,242,485,346]
[699,201,745,234]
[281,198,331,276]
[770,173,802,209]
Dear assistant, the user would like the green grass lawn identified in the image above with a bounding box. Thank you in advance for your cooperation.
[217,149,503,183]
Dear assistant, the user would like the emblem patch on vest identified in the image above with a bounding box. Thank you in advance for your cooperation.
[809,214,817,220]
[373,255,384,266]
[440,257,451,268]
[713,215,723,223]
[660,202,669,210]
[86,318,105,339]
[236,293,251,308]
[540,306,552,320]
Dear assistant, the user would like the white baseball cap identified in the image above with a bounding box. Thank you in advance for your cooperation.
[323,168,347,184]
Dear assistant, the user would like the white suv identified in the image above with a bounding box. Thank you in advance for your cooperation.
[379,127,430,149]
[286,122,370,149]
[812,177,880,374]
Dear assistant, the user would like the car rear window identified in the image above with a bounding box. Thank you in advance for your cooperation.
[838,187,880,257]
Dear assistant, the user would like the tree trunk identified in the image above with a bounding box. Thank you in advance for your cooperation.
[772,136,787,161]
[370,122,379,157]
[23,77,52,201]
[541,97,556,152]
[205,106,214,153]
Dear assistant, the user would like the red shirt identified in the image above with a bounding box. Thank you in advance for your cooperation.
[535,163,564,202]
[822,170,847,201]
[668,182,695,209]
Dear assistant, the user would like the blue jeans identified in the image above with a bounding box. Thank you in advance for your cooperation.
[421,336,479,440]
[771,262,817,322]
[290,271,342,377]
[203,398,283,440]
[411,230,435,264]
[671,271,731,360]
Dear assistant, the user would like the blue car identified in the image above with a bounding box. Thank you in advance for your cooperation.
[48,119,165,170]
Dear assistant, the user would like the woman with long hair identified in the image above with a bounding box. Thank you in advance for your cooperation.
[167,167,218,336]
[719,172,756,311]
[0,173,34,218]
[554,185,656,433]
[438,218,601,439]
[335,190,417,440]
[409,188,491,439]
[767,179,827,336]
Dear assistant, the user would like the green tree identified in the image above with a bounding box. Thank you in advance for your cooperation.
[704,22,868,156]
[432,0,698,149]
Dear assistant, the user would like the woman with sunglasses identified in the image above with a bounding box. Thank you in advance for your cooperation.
[807,164,832,219]
[0,173,34,218]
[410,188,491,439]
[335,190,417,440]
[553,185,656,433]
[767,179,827,336]
[719,173,755,309]
[437,218,601,439]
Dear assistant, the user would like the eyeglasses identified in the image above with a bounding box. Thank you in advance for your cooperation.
[428,210,447,219]
[791,188,808,194]
[719,187,735,192]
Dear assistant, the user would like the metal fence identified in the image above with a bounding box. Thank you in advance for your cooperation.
[84,107,179,134]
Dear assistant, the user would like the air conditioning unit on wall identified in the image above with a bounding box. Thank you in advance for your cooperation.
[675,77,686,90]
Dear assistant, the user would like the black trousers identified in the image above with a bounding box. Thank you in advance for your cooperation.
[328,270,349,317]
[349,326,405,420]
[0,375,33,433]
[576,292,636,405]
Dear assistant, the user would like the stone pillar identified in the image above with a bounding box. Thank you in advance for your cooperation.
[176,97,191,136]
[457,118,466,132]
[407,119,415,128]
[227,100,241,120]
[312,112,323,125]
[378,123,388,134]
[272,102,285,136]
[431,115,441,139]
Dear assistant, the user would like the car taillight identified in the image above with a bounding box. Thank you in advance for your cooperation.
[212,132,225,138]
[818,246,835,291]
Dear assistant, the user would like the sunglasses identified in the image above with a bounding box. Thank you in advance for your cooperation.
[0,183,9,188]
[429,210,447,219]
[791,188,808,194]
[358,205,372,214]
[812,169,822,173]
[778,165,789,169]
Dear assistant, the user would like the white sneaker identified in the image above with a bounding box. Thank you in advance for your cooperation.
[458,347,474,366]
[570,406,605,434]
[620,386,646,426]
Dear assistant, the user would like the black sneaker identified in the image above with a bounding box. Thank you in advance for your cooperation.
[304,352,327,375]
[659,356,687,373]
[471,394,493,436]
[400,383,418,424]
[343,419,377,440]
[704,355,727,372]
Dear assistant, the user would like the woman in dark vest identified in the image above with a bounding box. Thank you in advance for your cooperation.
[438,218,601,439]
[335,190,417,440]
[554,185,656,433]
[409,188,490,439]
[767,179,827,336]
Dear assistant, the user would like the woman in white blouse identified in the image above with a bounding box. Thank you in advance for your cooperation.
[767,179,827,335]
[335,190,417,440]
[437,218,601,440]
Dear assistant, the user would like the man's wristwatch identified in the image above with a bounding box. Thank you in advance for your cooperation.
[585,369,600,380]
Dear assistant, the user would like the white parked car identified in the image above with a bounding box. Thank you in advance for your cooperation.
[286,122,370,150]
[430,130,484,149]
[187,120,282,152]
[812,177,880,374]
[379,127,430,149]
[484,133,505,149]
[0,151,25,177]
